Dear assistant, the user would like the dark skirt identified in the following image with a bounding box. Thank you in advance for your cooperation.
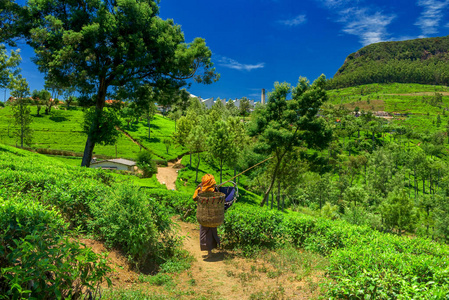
[200,225,220,251]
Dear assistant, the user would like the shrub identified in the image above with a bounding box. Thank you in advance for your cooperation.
[221,205,284,253]
[87,184,174,269]
[146,189,196,222]
[0,145,179,271]
[136,150,157,178]
[0,197,111,299]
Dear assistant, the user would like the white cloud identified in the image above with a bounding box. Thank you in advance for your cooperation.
[278,14,307,26]
[319,0,355,8]
[218,57,265,72]
[415,0,449,35]
[338,8,395,45]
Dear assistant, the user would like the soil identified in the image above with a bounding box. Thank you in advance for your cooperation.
[84,217,325,299]
[156,158,182,190]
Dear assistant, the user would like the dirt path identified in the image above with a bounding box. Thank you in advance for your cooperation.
[175,221,253,299]
[156,158,183,190]
[170,219,322,299]
[88,216,325,299]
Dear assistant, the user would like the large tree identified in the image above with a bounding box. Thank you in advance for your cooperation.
[0,43,21,88]
[9,75,32,148]
[19,0,218,166]
[250,75,332,206]
[207,120,237,184]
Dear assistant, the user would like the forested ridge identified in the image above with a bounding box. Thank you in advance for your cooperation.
[329,35,449,88]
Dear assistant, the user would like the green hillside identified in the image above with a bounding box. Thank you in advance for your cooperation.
[329,35,449,88]
[327,83,449,141]
[0,106,185,161]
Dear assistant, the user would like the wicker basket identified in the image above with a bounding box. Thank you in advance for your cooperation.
[196,192,225,227]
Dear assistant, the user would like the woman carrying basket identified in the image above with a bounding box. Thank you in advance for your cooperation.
[193,174,220,257]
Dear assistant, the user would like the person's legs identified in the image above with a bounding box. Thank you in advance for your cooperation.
[200,225,220,253]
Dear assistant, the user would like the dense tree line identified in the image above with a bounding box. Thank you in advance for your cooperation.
[329,35,449,88]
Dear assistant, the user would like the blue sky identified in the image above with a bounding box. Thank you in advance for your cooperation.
[4,0,449,102]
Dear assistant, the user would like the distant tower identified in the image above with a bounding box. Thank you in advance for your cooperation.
[261,89,266,104]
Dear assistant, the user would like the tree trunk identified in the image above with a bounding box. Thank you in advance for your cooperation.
[20,108,24,148]
[81,135,96,167]
[195,153,200,182]
[148,117,151,140]
[414,169,417,199]
[261,159,281,206]
[220,159,223,184]
[277,180,281,211]
[81,77,107,167]
[423,178,425,195]
[438,169,440,191]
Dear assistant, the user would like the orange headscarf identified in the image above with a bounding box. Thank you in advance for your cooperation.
[193,174,216,199]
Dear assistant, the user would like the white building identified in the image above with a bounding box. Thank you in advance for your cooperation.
[90,158,137,172]
[189,93,257,109]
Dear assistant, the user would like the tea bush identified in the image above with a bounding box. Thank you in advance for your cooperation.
[0,196,111,299]
[220,205,449,298]
[146,189,196,222]
[0,144,179,270]
[221,204,284,252]
[87,184,174,268]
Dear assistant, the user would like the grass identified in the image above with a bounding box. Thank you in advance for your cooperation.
[50,155,83,166]
[263,246,328,281]
[328,83,449,117]
[102,288,177,300]
[0,106,186,162]
[325,82,449,166]
[119,114,186,160]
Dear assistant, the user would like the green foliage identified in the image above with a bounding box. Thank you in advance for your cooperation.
[87,184,173,269]
[0,106,186,160]
[136,150,157,178]
[220,205,284,253]
[329,36,449,88]
[186,123,207,182]
[83,107,121,146]
[0,196,111,299]
[380,189,417,233]
[146,189,196,222]
[0,44,21,89]
[250,75,332,205]
[21,0,218,165]
[239,97,251,117]
[0,144,178,270]
[207,120,238,183]
[11,98,33,148]
[163,138,172,154]
[220,204,449,299]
